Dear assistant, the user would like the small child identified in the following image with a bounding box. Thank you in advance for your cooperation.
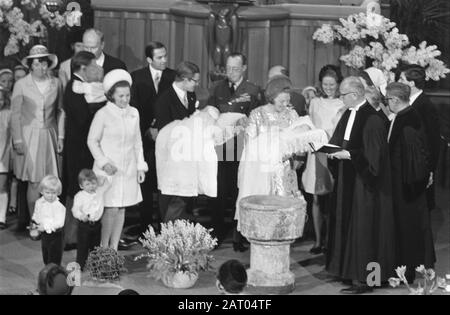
[32,175,66,266]
[302,86,317,111]
[0,88,11,229]
[216,259,248,295]
[72,169,111,269]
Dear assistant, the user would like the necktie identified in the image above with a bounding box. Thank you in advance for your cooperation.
[154,72,161,93]
[229,83,235,95]
[387,114,397,143]
[183,94,188,108]
[343,108,357,141]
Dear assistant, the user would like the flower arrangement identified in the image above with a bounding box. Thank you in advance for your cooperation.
[0,0,82,57]
[313,11,450,82]
[388,265,450,295]
[135,220,218,283]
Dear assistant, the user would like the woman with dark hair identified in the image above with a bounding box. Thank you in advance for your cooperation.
[302,64,346,254]
[10,45,64,239]
[88,69,147,251]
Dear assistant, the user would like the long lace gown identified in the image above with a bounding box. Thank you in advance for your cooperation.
[235,104,327,230]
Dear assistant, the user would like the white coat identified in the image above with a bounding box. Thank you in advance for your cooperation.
[88,102,148,207]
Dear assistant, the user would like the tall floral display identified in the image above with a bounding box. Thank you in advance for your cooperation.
[313,11,450,82]
[0,0,82,58]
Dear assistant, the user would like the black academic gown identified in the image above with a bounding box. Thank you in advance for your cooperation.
[410,92,441,211]
[388,106,436,275]
[326,102,396,282]
[63,76,106,197]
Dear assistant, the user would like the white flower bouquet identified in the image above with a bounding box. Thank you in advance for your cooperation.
[313,12,450,82]
[388,265,449,295]
[0,0,82,56]
[135,220,218,282]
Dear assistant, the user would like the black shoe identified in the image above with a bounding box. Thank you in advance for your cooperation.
[233,242,248,252]
[118,238,139,250]
[309,246,323,255]
[64,243,77,251]
[340,284,373,295]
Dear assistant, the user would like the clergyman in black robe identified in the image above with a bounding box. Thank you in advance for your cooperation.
[326,77,396,294]
[385,82,436,283]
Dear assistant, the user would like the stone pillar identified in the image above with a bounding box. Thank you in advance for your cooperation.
[239,195,306,294]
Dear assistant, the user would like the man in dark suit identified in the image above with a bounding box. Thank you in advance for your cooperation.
[130,42,176,235]
[399,65,441,211]
[62,51,105,251]
[207,53,263,251]
[83,28,127,75]
[154,61,200,222]
[267,65,307,116]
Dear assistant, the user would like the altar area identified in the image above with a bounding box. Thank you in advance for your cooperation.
[91,0,381,90]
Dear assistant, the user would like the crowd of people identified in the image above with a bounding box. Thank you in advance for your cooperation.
[0,24,442,294]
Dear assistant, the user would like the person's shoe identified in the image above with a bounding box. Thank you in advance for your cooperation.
[340,284,373,295]
[233,242,248,252]
[309,246,323,255]
[118,238,139,250]
[64,243,77,251]
[0,222,6,230]
[29,228,41,241]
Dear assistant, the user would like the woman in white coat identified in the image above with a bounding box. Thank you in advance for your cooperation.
[88,69,147,251]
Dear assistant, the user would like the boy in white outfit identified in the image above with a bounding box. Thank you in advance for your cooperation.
[72,169,111,269]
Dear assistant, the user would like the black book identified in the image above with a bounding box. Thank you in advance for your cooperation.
[309,143,343,154]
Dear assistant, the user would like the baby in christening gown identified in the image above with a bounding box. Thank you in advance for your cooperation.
[156,106,245,198]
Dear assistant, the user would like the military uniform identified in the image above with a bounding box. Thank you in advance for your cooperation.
[207,78,263,245]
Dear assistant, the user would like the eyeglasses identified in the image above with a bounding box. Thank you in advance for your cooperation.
[189,78,200,84]
[340,91,355,97]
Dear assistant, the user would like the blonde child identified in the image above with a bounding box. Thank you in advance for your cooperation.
[31,175,66,265]
[72,169,111,269]
[0,88,11,229]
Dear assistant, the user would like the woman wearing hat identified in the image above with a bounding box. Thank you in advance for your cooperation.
[88,69,147,251]
[10,45,65,238]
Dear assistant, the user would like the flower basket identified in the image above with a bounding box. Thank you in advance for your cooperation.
[135,220,218,289]
[162,271,199,289]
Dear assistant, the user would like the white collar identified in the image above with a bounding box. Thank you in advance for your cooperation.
[230,77,244,89]
[96,53,105,67]
[73,73,85,82]
[409,89,423,105]
[350,100,366,111]
[149,65,162,79]
[173,82,187,104]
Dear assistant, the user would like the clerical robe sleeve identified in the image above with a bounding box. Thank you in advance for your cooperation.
[349,115,387,188]
[401,126,430,200]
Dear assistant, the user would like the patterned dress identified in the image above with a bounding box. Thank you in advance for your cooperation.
[235,105,324,229]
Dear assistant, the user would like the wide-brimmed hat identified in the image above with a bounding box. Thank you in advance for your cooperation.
[103,69,132,94]
[22,45,58,70]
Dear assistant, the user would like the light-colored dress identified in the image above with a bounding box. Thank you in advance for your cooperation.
[235,104,328,229]
[302,97,346,194]
[10,74,64,182]
[88,102,148,208]
[0,109,11,173]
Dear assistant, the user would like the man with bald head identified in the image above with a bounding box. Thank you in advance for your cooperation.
[326,76,395,294]
[83,28,127,75]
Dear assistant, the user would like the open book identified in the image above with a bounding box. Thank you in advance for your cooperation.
[309,143,343,154]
